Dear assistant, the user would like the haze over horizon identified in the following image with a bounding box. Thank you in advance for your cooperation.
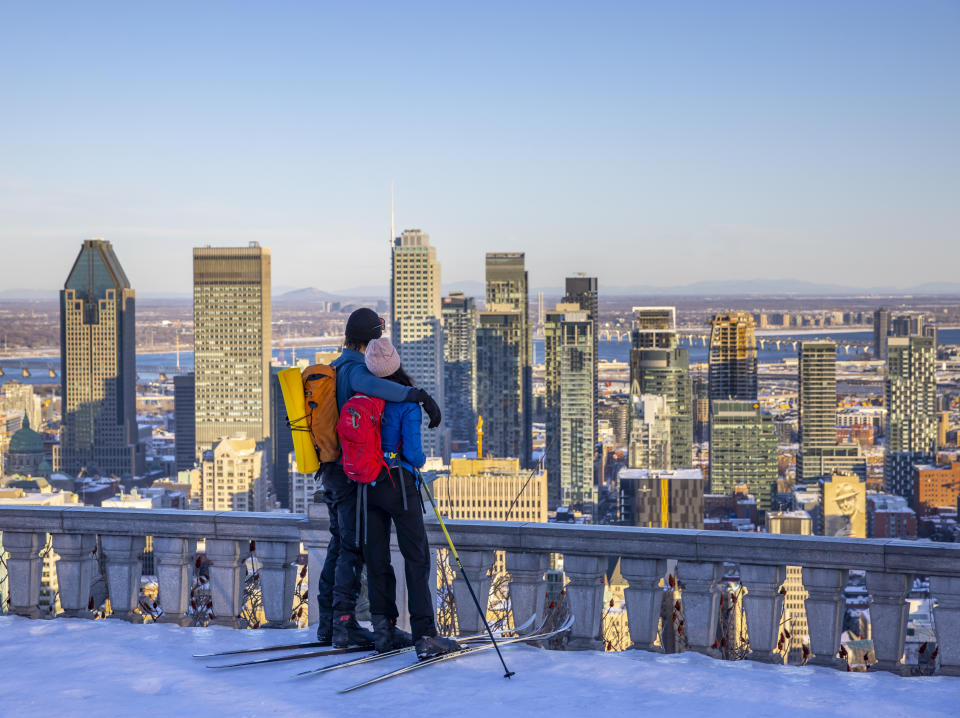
[1,1,958,294]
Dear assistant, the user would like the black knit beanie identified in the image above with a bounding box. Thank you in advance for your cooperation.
[345,307,384,343]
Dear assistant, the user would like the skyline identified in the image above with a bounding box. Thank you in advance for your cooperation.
[2,1,958,293]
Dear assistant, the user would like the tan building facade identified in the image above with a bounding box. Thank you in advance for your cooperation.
[199,436,266,512]
[431,457,547,522]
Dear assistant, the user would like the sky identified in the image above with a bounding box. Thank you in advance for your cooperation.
[1,1,958,295]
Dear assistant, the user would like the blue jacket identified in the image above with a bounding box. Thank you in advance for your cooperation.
[331,348,411,410]
[380,401,426,475]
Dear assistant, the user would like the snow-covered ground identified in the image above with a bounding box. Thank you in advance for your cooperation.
[1,615,957,717]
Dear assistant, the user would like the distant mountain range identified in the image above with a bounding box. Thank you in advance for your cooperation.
[4,278,960,302]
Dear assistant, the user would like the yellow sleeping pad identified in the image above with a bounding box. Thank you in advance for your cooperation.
[278,367,320,475]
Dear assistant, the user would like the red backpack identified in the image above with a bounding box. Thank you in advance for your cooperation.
[336,394,389,483]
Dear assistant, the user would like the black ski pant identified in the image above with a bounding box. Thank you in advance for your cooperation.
[316,462,366,618]
[363,467,437,642]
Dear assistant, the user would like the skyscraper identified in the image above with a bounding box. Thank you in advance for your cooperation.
[483,253,531,465]
[173,374,195,472]
[476,308,523,459]
[563,276,599,441]
[873,308,890,360]
[708,312,758,402]
[60,239,142,477]
[544,305,596,513]
[193,244,272,457]
[441,292,477,453]
[628,307,693,469]
[390,229,445,456]
[709,400,778,511]
[885,335,937,498]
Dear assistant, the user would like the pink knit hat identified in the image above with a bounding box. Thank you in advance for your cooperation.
[364,337,401,378]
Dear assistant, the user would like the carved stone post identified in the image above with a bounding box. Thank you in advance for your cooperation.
[101,535,146,621]
[153,537,195,625]
[865,571,909,673]
[620,558,666,652]
[51,533,97,618]
[2,532,43,618]
[676,561,720,655]
[930,575,960,677]
[740,564,786,662]
[258,540,301,628]
[504,551,546,630]
[205,539,241,627]
[451,549,494,635]
[563,554,606,649]
[803,567,845,667]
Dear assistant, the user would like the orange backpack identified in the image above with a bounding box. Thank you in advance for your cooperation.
[302,364,341,463]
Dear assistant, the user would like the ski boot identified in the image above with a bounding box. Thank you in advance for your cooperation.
[332,614,375,649]
[415,633,462,660]
[315,613,333,646]
[372,615,414,654]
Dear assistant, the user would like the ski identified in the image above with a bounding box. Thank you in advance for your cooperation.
[293,614,538,678]
[338,615,575,693]
[194,640,333,658]
[206,644,371,669]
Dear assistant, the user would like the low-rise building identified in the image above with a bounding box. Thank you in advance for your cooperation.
[430,457,547,522]
[618,468,703,529]
[913,462,960,515]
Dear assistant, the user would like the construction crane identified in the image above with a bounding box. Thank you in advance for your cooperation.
[476,415,483,459]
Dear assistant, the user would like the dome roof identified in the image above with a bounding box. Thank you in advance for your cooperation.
[8,416,43,455]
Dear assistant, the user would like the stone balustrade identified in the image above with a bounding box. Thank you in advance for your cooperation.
[2,505,959,677]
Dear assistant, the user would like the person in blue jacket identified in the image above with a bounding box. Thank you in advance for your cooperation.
[317,308,442,648]
[362,337,461,659]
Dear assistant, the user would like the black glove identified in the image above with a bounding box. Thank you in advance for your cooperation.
[407,388,442,428]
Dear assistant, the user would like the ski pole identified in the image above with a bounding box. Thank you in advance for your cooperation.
[420,476,515,679]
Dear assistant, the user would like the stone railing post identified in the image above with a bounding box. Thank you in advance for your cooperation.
[676,561,720,655]
[101,535,146,621]
[302,502,331,627]
[451,549,494,635]
[929,576,960,677]
[51,533,97,619]
[390,531,410,633]
[865,571,909,673]
[620,558,666,652]
[803,567,845,667]
[563,554,606,649]
[740,564,786,663]
[153,537,195,625]
[2,532,43,618]
[504,551,546,630]
[205,539,242,627]
[258,540,300,628]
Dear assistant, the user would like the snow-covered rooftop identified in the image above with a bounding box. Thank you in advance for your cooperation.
[2,616,957,717]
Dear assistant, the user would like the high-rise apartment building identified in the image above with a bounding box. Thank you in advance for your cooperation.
[476,253,531,465]
[60,239,142,477]
[193,244,272,457]
[544,306,595,513]
[441,292,477,453]
[199,435,266,512]
[173,374,195,472]
[873,308,890,360]
[885,336,937,498]
[708,312,757,402]
[627,394,672,471]
[629,307,693,469]
[390,230,444,456]
[709,400,777,511]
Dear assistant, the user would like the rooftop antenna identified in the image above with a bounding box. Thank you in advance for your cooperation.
[390,180,396,245]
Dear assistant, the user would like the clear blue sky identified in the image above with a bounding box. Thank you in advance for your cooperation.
[1,1,957,294]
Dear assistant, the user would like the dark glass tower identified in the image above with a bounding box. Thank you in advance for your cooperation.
[60,239,142,477]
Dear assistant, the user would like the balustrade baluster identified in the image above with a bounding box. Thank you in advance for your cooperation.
[51,533,97,619]
[740,564,786,663]
[676,560,720,655]
[562,554,606,649]
[205,539,241,627]
[504,551,546,630]
[450,549,494,634]
[258,540,300,628]
[865,571,909,673]
[101,535,146,622]
[2,531,43,618]
[929,575,960,677]
[153,537,195,625]
[802,567,845,667]
[620,557,666,652]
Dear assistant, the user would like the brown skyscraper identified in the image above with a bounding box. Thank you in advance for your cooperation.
[59,239,142,477]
